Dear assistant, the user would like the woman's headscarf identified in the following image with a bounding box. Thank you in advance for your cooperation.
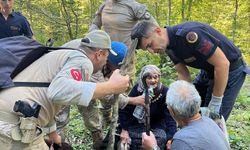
[137,65,162,93]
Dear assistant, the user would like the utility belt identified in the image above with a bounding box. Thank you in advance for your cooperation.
[229,57,244,71]
[200,57,246,80]
[0,111,42,144]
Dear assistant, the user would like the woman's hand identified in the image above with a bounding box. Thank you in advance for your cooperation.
[166,139,172,150]
[120,129,131,144]
[128,95,145,106]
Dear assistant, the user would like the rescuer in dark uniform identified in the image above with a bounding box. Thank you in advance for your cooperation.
[131,21,250,121]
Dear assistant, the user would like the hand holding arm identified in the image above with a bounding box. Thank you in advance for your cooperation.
[120,129,131,144]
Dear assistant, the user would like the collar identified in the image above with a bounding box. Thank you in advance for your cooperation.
[0,10,15,18]
[165,26,176,49]
[9,10,16,17]
[187,114,202,125]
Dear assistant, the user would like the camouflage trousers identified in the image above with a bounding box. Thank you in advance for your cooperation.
[56,100,113,149]
[56,100,112,133]
[0,121,48,150]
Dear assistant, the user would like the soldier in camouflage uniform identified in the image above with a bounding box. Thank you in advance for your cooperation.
[89,1,158,148]
[89,0,158,82]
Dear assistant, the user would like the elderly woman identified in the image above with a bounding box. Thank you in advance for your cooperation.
[118,65,177,150]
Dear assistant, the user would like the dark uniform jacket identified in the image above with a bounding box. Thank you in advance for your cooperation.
[165,22,246,77]
[0,11,33,39]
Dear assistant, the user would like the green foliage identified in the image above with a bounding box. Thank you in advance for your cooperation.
[227,76,250,150]
[15,0,250,59]
[65,106,92,149]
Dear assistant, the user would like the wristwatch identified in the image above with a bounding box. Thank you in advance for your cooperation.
[151,145,160,150]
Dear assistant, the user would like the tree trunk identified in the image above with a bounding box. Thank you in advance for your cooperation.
[69,3,79,39]
[60,0,73,40]
[168,0,171,25]
[186,0,192,21]
[154,2,160,21]
[232,0,238,42]
[89,0,96,25]
[181,0,185,22]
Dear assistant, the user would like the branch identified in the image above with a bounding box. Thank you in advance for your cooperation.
[26,2,66,26]
[107,39,138,149]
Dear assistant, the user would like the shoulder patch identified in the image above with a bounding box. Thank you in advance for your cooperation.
[71,69,82,81]
[143,12,151,20]
[186,32,198,43]
[197,40,213,55]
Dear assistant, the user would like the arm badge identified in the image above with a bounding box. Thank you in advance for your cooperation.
[186,32,198,43]
[144,12,151,20]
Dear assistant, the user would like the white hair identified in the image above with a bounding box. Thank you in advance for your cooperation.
[166,80,201,118]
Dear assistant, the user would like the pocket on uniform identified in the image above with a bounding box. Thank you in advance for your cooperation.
[10,26,21,36]
[227,67,245,88]
[0,132,12,146]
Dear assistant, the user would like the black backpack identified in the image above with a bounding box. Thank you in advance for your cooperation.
[0,36,80,89]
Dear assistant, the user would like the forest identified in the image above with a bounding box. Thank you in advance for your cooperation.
[14,0,250,149]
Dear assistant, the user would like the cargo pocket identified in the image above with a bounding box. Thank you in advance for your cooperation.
[0,133,12,149]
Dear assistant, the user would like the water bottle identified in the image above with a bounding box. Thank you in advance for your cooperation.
[133,105,145,120]
[133,86,154,120]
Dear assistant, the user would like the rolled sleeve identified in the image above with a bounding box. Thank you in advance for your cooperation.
[79,82,96,106]
[22,17,33,38]
[132,2,158,25]
[118,94,129,109]
[42,121,57,134]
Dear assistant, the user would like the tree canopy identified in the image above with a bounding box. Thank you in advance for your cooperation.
[15,0,249,62]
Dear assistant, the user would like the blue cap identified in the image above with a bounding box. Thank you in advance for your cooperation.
[108,41,128,66]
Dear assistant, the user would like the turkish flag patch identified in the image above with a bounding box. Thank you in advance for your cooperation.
[70,69,82,81]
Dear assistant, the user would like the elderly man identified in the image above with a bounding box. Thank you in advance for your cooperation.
[0,30,129,149]
[0,0,34,39]
[131,21,250,121]
[142,80,230,150]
